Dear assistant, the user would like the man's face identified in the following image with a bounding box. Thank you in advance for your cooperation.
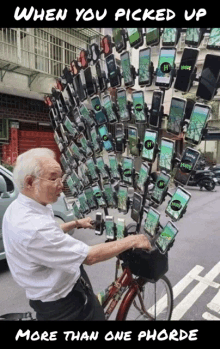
[32,157,64,206]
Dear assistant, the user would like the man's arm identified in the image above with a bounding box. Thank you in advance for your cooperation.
[60,217,93,233]
[83,234,152,265]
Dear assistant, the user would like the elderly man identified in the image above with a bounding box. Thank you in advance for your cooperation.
[2,148,152,321]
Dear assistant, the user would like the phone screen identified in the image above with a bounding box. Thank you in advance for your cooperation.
[196,54,220,101]
[90,127,101,153]
[102,95,117,123]
[84,187,97,209]
[136,162,149,193]
[149,90,163,128]
[142,130,158,162]
[127,28,142,47]
[139,48,151,86]
[70,170,83,193]
[185,28,202,47]
[117,185,128,212]
[108,155,120,179]
[60,154,70,173]
[79,104,95,127]
[207,28,220,50]
[128,126,139,157]
[103,183,116,208]
[185,104,210,145]
[167,97,186,135]
[121,51,134,87]
[174,48,199,92]
[86,158,98,181]
[144,208,160,237]
[115,123,124,153]
[151,171,170,205]
[84,66,95,96]
[98,125,114,152]
[72,202,83,220]
[91,96,107,125]
[78,133,93,157]
[78,164,90,187]
[156,221,178,254]
[78,192,90,214]
[122,157,133,184]
[95,60,106,92]
[174,147,200,185]
[131,193,143,222]
[159,138,175,172]
[165,186,191,222]
[117,89,130,121]
[105,217,115,240]
[156,48,176,87]
[146,28,160,46]
[116,218,125,240]
[162,28,177,46]
[132,91,146,123]
[73,74,86,102]
[63,116,78,138]
[70,141,85,162]
[96,156,109,179]
[106,54,120,87]
[66,175,78,196]
[92,183,106,207]
[112,28,126,53]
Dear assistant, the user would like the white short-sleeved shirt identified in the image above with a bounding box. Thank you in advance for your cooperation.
[2,193,90,302]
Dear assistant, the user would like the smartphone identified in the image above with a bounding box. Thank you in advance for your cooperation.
[162,28,178,46]
[185,28,204,47]
[102,94,118,123]
[151,171,171,205]
[98,124,114,152]
[103,182,117,208]
[105,216,115,240]
[84,187,97,210]
[207,28,220,50]
[89,43,100,64]
[174,147,201,185]
[60,154,71,174]
[115,123,125,153]
[158,138,175,172]
[149,90,164,128]
[70,170,83,193]
[96,156,109,180]
[120,51,135,87]
[69,141,86,163]
[91,95,108,126]
[78,163,90,187]
[59,124,68,145]
[116,218,125,240]
[132,90,146,124]
[127,28,143,48]
[49,109,58,130]
[63,115,78,138]
[72,73,87,102]
[90,126,101,154]
[105,54,121,88]
[156,47,176,89]
[79,103,95,127]
[77,133,93,157]
[101,35,113,57]
[174,48,199,93]
[108,154,120,180]
[95,212,103,235]
[128,126,139,157]
[54,132,63,153]
[146,28,160,46]
[138,47,152,87]
[196,54,220,101]
[165,186,191,222]
[131,192,143,223]
[95,60,107,92]
[92,183,107,207]
[185,103,211,145]
[65,147,77,169]
[166,97,186,135]
[83,66,96,97]
[72,202,83,220]
[136,162,149,193]
[117,184,128,212]
[112,28,126,53]
[143,207,160,238]
[66,175,78,197]
[155,221,178,254]
[116,88,130,122]
[78,192,90,215]
[142,129,158,162]
[86,158,99,181]
[121,156,134,185]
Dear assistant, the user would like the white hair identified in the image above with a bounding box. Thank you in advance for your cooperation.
[13,148,56,191]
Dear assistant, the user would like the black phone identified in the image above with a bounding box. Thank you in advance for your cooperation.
[131,192,143,223]
[138,47,152,87]
[115,123,125,153]
[158,138,175,173]
[86,158,99,182]
[207,28,220,50]
[166,97,186,135]
[90,95,108,126]
[143,207,160,238]
[117,184,128,212]
[149,90,164,128]
[136,162,149,193]
[95,212,103,235]
[103,182,117,208]
[84,66,96,97]
[155,221,178,254]
[185,28,205,47]
[132,90,147,124]
[116,88,130,122]
[128,126,139,157]
[142,129,158,162]
[102,94,118,123]
[105,54,121,88]
[151,171,171,205]
[126,28,143,48]
[165,186,191,222]
[105,216,115,240]
[145,28,160,46]
[162,28,178,46]
[185,103,211,145]
[121,156,134,185]
[174,47,199,93]
[196,54,220,101]
[108,154,120,180]
[72,73,87,102]
[155,47,176,89]
[112,28,127,53]
[95,60,107,93]
[174,147,201,186]
[120,51,135,87]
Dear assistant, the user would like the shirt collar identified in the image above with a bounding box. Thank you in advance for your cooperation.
[17,193,53,215]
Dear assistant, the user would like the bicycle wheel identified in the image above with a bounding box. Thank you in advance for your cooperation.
[124,275,173,320]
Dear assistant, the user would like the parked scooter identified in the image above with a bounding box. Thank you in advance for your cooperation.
[208,164,220,184]
[187,169,218,191]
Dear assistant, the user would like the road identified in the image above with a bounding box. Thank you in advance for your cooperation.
[0,183,220,322]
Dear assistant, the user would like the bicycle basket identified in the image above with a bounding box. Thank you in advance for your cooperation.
[119,247,168,283]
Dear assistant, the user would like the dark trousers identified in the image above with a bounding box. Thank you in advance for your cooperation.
[29,266,105,321]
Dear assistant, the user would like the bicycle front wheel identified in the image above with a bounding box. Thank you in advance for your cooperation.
[124,275,173,321]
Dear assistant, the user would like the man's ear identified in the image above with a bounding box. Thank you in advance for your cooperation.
[24,175,35,190]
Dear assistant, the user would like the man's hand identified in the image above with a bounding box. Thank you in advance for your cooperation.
[76,217,94,229]
[131,234,152,251]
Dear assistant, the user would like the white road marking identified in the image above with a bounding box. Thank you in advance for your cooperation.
[202,312,220,320]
